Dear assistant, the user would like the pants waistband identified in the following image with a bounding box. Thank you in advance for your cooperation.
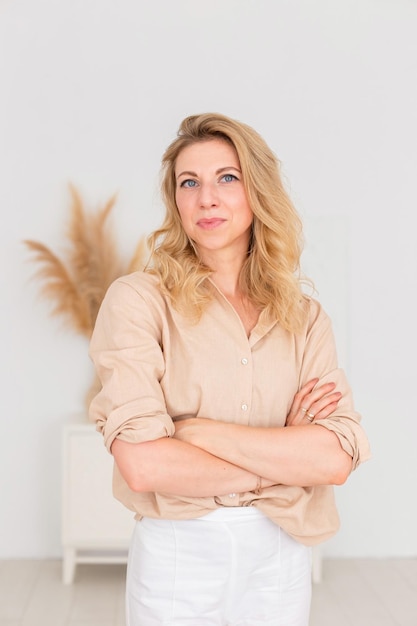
[193,506,267,523]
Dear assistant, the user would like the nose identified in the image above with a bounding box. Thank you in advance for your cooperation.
[198,183,219,209]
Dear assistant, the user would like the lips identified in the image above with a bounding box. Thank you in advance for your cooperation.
[197,218,226,230]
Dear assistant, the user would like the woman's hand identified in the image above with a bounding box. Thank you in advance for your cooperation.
[286,378,341,427]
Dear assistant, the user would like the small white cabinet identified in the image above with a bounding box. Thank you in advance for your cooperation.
[61,420,134,584]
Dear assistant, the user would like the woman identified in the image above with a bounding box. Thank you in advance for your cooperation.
[89,112,370,625]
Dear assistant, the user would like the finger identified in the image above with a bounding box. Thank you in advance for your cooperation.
[287,379,339,427]
[310,389,341,410]
[310,396,342,420]
[298,378,320,398]
[299,382,337,413]
[307,382,337,404]
[297,386,341,425]
[298,380,333,407]
[290,378,319,415]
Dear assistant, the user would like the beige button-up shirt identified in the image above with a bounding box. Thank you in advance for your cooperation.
[89,271,370,546]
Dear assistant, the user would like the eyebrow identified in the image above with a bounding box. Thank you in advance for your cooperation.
[176,166,241,180]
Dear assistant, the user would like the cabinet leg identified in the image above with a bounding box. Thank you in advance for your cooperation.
[62,547,76,584]
[312,546,322,584]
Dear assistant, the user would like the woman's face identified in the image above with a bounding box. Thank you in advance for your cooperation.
[174,139,253,264]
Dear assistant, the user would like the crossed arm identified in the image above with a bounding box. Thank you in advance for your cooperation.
[173,418,351,488]
[111,378,352,496]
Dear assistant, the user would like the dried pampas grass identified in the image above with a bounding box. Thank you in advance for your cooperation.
[24,184,147,411]
[24,183,146,337]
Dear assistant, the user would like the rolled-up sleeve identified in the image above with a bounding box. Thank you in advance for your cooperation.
[89,275,175,453]
[300,300,371,471]
[314,370,371,470]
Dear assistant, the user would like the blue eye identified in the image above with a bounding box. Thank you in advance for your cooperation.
[221,173,238,183]
[180,179,197,188]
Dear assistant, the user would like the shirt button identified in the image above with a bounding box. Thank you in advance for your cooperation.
[241,358,248,365]
[241,403,248,411]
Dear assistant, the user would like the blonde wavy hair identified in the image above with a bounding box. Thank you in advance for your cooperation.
[147,112,311,333]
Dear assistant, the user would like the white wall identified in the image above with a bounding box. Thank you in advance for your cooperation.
[1,0,416,559]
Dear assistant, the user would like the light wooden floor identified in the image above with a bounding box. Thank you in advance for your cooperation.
[0,558,416,625]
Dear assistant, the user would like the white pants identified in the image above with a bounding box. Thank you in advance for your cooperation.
[126,507,312,626]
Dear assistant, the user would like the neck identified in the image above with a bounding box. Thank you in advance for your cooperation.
[199,250,247,297]
[208,274,260,336]
[209,273,242,299]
